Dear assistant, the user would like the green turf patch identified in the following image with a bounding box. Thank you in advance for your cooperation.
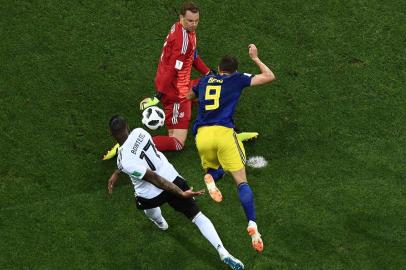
[1,0,405,269]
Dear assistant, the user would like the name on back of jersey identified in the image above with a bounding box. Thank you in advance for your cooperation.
[131,133,146,155]
[208,77,223,84]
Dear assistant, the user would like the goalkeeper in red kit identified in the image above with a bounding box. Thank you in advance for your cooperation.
[142,2,210,151]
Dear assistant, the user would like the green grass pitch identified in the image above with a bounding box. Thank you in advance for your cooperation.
[1,0,405,269]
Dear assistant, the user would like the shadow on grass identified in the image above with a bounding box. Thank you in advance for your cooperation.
[166,223,222,270]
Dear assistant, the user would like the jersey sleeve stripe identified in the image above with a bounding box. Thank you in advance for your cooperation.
[181,28,188,55]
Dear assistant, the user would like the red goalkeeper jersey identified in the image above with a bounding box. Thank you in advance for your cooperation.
[154,22,209,101]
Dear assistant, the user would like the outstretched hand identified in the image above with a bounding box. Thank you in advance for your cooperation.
[248,44,258,59]
[108,172,119,194]
[181,187,205,199]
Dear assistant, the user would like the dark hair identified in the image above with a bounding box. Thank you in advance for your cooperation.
[218,56,238,73]
[109,115,127,136]
[180,2,199,15]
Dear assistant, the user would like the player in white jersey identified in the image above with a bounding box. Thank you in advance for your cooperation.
[106,115,244,270]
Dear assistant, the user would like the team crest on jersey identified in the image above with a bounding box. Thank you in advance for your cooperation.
[179,112,184,118]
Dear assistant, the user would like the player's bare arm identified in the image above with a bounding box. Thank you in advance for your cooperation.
[249,44,276,86]
[143,169,205,198]
[108,169,121,194]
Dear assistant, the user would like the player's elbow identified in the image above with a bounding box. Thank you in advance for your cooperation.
[265,71,276,83]
[251,72,276,86]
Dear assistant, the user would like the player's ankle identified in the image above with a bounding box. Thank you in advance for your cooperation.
[217,246,230,260]
[248,220,257,228]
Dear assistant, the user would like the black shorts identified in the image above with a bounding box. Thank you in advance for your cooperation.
[135,176,200,220]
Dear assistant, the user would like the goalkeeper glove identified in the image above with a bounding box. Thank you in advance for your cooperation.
[139,92,162,110]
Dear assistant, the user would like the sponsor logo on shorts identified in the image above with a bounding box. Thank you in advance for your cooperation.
[172,103,180,124]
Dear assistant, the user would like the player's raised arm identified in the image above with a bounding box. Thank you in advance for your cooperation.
[249,44,276,86]
[143,169,205,198]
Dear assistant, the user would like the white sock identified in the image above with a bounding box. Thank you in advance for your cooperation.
[144,207,164,223]
[192,212,229,259]
[248,220,257,228]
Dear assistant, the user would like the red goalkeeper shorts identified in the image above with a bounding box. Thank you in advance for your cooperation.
[162,99,192,129]
[160,78,200,130]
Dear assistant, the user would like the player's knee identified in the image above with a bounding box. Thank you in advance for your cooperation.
[169,129,188,145]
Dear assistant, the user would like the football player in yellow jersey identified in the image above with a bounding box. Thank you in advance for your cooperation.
[189,44,276,253]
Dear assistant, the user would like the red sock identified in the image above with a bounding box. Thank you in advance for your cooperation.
[152,136,184,151]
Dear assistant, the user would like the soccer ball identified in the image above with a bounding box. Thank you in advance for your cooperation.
[142,106,165,130]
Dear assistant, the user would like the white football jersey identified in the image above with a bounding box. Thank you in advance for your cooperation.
[117,128,179,199]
